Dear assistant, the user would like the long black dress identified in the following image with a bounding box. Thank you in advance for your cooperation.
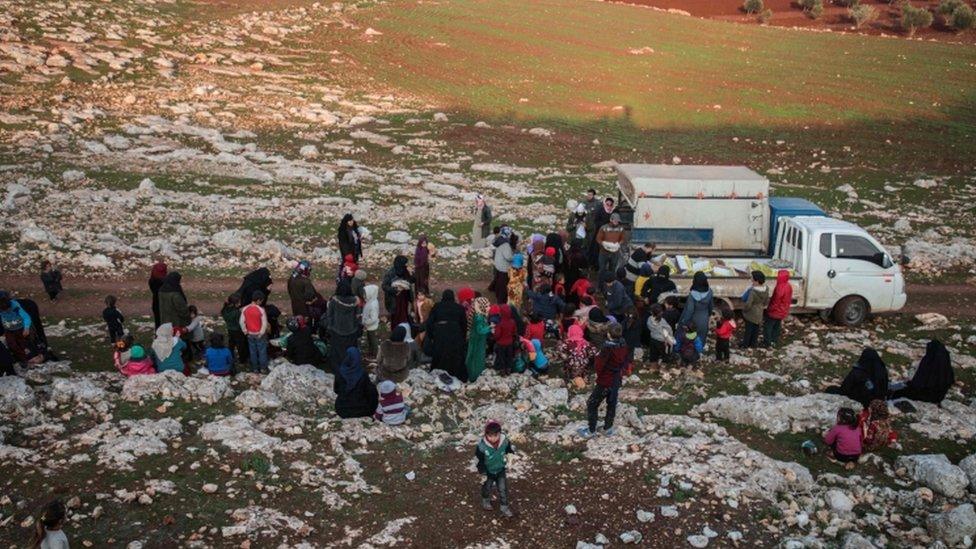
[827,348,889,407]
[237,268,273,306]
[424,290,468,382]
[890,340,954,404]
[334,348,378,419]
[286,326,323,368]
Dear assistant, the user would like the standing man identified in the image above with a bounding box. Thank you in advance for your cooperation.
[582,189,601,264]
[595,212,628,282]
[472,194,492,250]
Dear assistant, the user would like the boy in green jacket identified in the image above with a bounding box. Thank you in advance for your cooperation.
[475,420,516,517]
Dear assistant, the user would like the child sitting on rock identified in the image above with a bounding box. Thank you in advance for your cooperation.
[114,343,155,377]
[374,380,409,426]
[476,420,516,518]
[205,333,234,376]
[823,407,861,469]
[858,399,897,452]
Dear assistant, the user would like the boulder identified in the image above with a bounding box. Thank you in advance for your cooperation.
[137,178,157,194]
[199,415,280,454]
[299,144,318,159]
[121,370,232,404]
[959,453,976,492]
[692,394,858,434]
[927,504,976,546]
[515,383,568,411]
[260,363,335,405]
[825,489,854,514]
[77,418,183,468]
[51,377,108,405]
[235,389,282,411]
[384,230,411,244]
[0,376,37,419]
[211,229,254,253]
[896,454,970,499]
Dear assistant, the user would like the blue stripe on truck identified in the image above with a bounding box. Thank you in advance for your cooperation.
[632,228,714,246]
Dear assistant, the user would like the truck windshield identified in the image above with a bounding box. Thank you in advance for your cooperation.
[836,234,885,267]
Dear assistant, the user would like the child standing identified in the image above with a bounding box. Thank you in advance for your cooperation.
[221,294,248,366]
[740,270,769,349]
[578,323,628,438]
[186,305,206,360]
[646,304,673,364]
[823,407,862,469]
[102,295,125,344]
[492,305,517,376]
[39,261,63,302]
[556,324,598,388]
[205,333,234,376]
[30,500,68,549]
[476,420,516,518]
[362,285,380,360]
[374,380,409,425]
[662,296,681,333]
[523,313,545,342]
[677,322,703,366]
[239,291,270,374]
[715,308,736,361]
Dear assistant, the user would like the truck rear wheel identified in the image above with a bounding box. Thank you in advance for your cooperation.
[833,296,869,326]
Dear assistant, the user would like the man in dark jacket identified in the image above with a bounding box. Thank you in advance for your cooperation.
[579,323,628,438]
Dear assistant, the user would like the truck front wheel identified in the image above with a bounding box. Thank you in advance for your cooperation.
[833,296,869,326]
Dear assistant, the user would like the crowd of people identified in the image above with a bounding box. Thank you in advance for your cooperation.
[0,193,960,523]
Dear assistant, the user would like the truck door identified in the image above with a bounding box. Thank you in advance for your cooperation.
[803,232,836,308]
[827,233,896,311]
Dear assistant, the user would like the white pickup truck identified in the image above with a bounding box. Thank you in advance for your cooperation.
[615,164,907,326]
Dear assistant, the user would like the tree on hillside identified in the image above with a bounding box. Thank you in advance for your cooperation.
[949,3,975,30]
[744,0,764,14]
[801,0,825,18]
[850,4,879,27]
[901,3,934,36]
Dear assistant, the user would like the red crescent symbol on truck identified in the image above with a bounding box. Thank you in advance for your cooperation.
[729,191,737,199]
[665,192,672,199]
[643,212,651,220]
[696,191,704,199]
[757,192,765,199]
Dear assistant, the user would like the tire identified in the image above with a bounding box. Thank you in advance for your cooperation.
[833,296,869,326]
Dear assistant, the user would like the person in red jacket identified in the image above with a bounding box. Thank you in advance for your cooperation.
[714,307,736,361]
[492,305,517,376]
[764,269,793,347]
[578,323,628,438]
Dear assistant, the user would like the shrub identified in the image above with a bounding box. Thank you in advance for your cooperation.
[836,0,860,7]
[759,7,775,22]
[937,0,967,15]
[800,0,825,17]
[949,3,976,29]
[901,3,934,36]
[744,0,764,13]
[850,4,879,27]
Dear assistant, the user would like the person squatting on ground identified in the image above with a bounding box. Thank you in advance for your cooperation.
[579,322,629,439]
[823,407,862,469]
[476,420,516,518]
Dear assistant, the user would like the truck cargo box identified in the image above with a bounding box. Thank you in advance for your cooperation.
[616,164,770,253]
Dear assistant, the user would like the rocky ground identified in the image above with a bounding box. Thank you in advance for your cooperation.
[2,0,976,547]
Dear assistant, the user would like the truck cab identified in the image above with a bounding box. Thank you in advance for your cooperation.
[775,217,907,325]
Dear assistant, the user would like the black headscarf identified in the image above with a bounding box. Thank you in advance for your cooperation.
[856,348,889,399]
[656,265,671,279]
[441,289,455,303]
[335,279,354,298]
[159,272,186,300]
[337,214,360,259]
[237,268,272,305]
[393,255,411,279]
[390,325,407,342]
[691,271,709,293]
[908,340,954,399]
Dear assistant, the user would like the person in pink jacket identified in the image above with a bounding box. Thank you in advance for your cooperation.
[115,345,155,377]
[823,407,862,469]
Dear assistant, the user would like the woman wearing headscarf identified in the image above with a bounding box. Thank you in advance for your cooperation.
[322,280,361,371]
[377,324,419,382]
[381,255,415,329]
[678,271,712,349]
[337,214,363,263]
[648,265,677,305]
[150,323,187,374]
[237,268,272,307]
[544,232,564,272]
[465,297,492,382]
[492,231,515,304]
[285,316,323,368]
[414,235,432,296]
[889,340,954,404]
[472,194,492,249]
[157,272,190,329]
[149,261,168,328]
[425,290,468,382]
[826,348,889,407]
[287,261,317,318]
[334,347,379,419]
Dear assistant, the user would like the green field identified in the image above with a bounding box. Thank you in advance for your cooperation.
[344,0,976,171]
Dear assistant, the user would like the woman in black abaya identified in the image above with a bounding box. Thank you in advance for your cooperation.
[424,290,468,382]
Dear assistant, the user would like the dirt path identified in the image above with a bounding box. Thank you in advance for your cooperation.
[1,274,972,320]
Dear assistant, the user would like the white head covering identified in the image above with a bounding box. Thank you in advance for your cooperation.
[378,380,397,395]
[152,323,175,362]
[397,322,414,343]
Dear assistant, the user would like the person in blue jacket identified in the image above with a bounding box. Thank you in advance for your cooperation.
[678,272,713,350]
[0,290,38,365]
